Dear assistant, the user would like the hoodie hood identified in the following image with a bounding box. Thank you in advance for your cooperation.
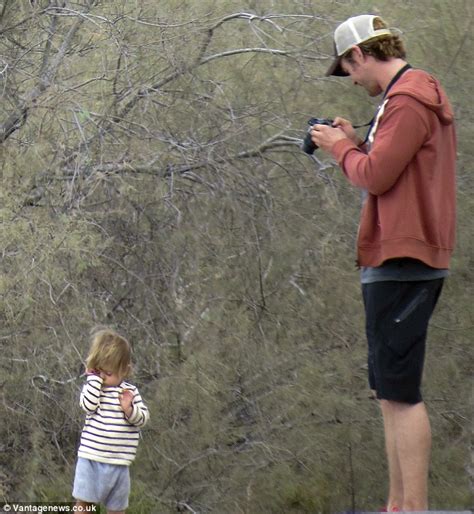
[387,69,454,125]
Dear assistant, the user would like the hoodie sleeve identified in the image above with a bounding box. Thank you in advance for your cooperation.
[331,95,430,195]
[126,386,150,427]
[79,374,103,414]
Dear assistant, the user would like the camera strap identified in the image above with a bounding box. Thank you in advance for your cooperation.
[383,63,412,99]
[357,63,412,133]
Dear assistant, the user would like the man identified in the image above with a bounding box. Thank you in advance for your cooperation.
[311,14,456,512]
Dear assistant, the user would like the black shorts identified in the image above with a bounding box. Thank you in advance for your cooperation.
[362,279,444,404]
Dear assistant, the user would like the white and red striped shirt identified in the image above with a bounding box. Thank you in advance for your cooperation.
[78,375,149,466]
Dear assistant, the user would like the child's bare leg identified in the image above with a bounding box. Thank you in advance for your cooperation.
[75,500,95,511]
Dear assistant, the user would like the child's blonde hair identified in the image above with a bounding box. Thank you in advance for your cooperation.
[86,328,132,378]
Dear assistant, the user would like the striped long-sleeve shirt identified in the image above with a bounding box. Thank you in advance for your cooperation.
[78,374,150,466]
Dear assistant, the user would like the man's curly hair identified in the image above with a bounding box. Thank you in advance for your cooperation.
[346,17,406,62]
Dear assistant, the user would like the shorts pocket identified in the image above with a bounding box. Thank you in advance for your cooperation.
[388,287,430,357]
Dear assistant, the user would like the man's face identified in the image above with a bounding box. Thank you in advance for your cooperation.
[341,57,383,97]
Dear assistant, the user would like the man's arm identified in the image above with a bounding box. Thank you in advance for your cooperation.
[329,97,429,194]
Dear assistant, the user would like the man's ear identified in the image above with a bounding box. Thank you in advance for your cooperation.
[350,45,365,64]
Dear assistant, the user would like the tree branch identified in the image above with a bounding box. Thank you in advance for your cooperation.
[199,47,291,65]
[61,135,301,179]
[0,1,98,144]
[86,12,321,145]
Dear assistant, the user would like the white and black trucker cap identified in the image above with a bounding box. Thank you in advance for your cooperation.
[326,14,392,77]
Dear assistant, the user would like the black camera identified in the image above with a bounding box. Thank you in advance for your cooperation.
[301,117,333,154]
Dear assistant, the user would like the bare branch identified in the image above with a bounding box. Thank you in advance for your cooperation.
[199,47,291,64]
[0,1,98,143]
[80,12,324,145]
[59,134,302,180]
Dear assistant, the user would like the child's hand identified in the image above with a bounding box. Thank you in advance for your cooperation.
[119,389,134,418]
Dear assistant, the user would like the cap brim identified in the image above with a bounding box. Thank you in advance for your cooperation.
[325,55,349,77]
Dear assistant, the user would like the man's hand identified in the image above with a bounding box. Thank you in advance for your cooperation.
[120,389,134,418]
[310,123,346,153]
[333,117,363,145]
[311,117,363,153]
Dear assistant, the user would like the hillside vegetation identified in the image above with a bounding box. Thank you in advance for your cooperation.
[1,0,472,512]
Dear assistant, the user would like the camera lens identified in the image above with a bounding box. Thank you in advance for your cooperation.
[302,130,317,154]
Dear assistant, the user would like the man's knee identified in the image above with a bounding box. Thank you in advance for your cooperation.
[379,398,425,415]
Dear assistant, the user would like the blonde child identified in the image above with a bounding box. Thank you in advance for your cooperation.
[73,329,149,514]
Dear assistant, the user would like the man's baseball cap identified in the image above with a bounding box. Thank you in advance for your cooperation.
[326,14,392,77]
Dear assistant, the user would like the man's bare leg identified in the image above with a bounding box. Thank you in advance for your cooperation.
[380,399,431,511]
[380,399,404,510]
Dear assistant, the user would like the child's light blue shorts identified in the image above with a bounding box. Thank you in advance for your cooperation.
[73,457,130,511]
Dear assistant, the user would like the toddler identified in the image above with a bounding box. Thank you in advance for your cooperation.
[73,328,150,514]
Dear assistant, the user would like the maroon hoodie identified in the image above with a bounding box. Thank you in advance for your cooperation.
[331,69,456,268]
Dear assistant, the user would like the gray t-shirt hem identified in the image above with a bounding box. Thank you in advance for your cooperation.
[361,257,449,284]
